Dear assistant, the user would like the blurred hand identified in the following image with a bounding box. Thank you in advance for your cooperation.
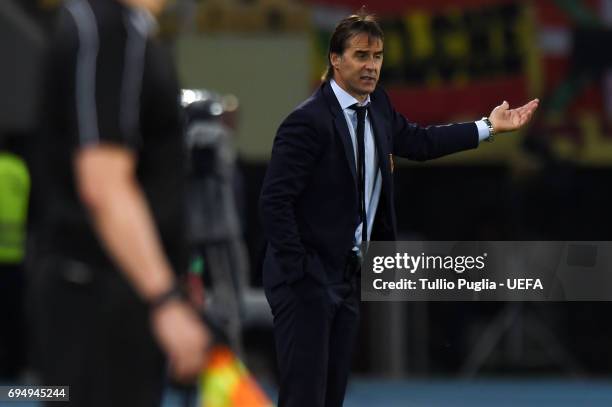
[489,98,539,134]
[151,299,211,383]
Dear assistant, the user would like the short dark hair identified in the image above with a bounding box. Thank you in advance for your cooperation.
[323,10,384,81]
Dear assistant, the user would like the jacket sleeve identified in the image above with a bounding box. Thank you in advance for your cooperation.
[379,90,479,161]
[259,108,324,283]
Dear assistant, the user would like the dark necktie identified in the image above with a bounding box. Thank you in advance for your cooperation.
[350,103,368,245]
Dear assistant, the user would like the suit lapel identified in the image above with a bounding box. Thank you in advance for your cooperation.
[368,97,397,238]
[322,83,358,188]
[368,101,392,202]
[333,115,357,187]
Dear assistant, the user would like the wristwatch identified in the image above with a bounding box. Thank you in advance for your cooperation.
[482,117,495,142]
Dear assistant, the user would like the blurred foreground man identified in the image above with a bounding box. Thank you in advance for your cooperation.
[260,11,539,407]
[30,0,209,405]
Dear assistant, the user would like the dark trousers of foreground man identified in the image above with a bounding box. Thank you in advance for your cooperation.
[30,258,165,407]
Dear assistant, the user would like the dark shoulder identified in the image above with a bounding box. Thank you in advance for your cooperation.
[281,84,328,129]
[49,6,78,52]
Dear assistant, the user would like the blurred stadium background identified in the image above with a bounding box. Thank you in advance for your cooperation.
[3,0,612,405]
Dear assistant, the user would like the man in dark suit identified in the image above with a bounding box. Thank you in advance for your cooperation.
[259,11,538,407]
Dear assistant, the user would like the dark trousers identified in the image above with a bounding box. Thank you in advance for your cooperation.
[29,255,166,407]
[265,274,360,407]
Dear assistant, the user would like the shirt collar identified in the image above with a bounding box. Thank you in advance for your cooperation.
[330,79,371,111]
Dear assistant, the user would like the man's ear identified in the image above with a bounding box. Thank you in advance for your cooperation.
[331,53,342,68]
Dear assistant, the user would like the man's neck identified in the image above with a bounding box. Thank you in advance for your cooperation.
[332,78,368,104]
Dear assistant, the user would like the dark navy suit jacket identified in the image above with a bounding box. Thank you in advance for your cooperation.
[259,81,479,288]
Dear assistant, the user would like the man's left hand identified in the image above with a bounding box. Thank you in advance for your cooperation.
[488,98,539,134]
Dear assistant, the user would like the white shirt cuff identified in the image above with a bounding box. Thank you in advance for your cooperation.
[475,120,491,142]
